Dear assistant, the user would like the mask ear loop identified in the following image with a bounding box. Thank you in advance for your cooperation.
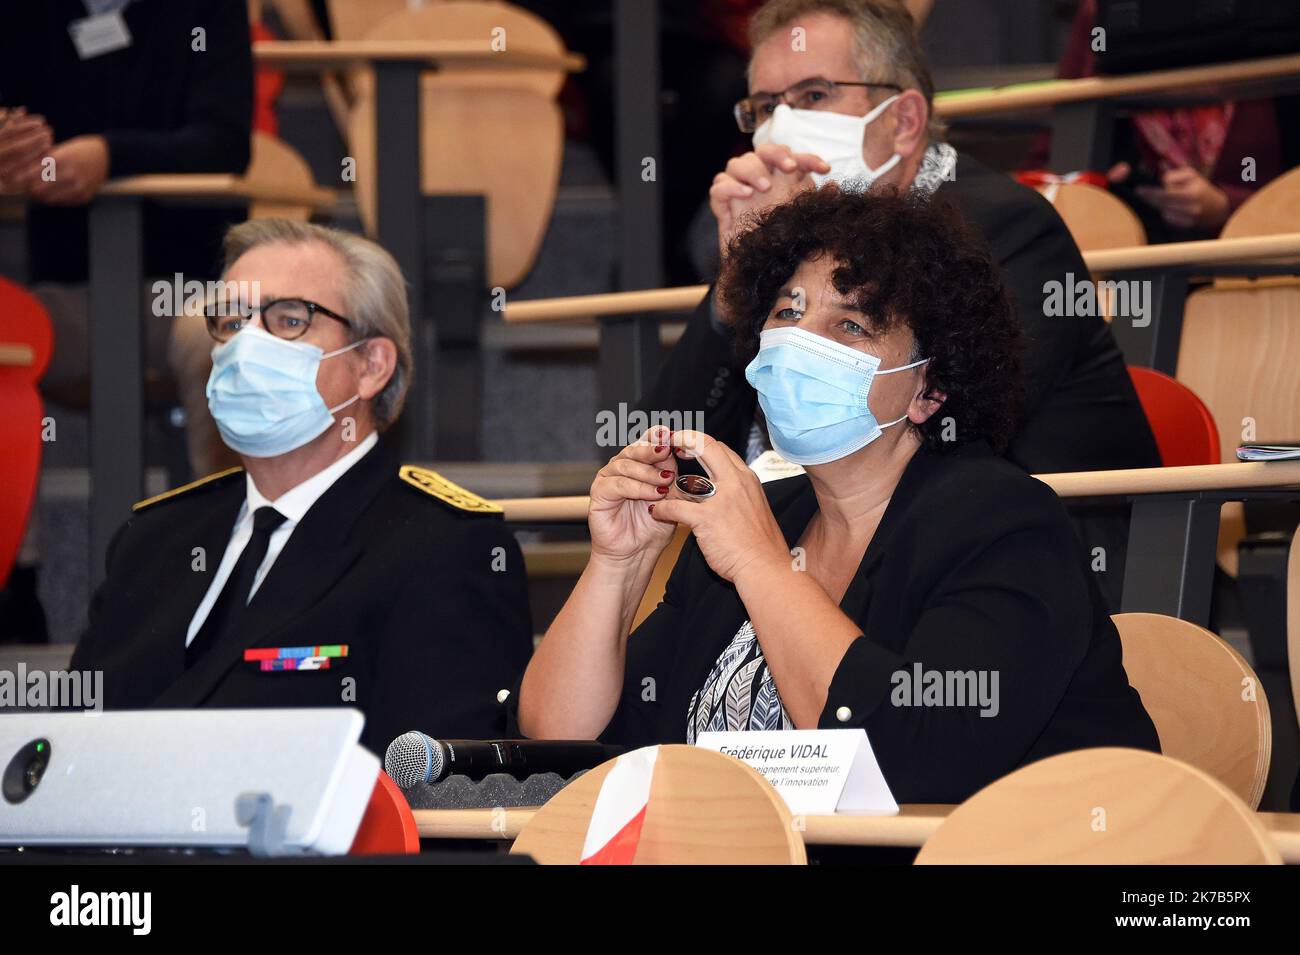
[859,93,903,181]
[861,93,900,126]
[874,357,930,429]
[322,338,372,416]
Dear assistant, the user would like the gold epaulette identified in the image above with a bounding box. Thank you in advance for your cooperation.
[398,465,503,514]
[131,467,244,512]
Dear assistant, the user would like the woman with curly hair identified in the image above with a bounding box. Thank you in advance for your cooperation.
[516,188,1157,803]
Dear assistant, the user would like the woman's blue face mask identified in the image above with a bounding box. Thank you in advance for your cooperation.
[744,326,929,466]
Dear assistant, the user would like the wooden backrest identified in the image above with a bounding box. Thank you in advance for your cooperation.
[1176,282,1300,464]
[1221,165,1300,240]
[632,525,690,630]
[915,747,1281,864]
[246,132,319,221]
[348,2,566,288]
[325,0,412,42]
[1113,612,1271,808]
[1215,167,1300,289]
[510,745,806,864]
[1036,181,1147,251]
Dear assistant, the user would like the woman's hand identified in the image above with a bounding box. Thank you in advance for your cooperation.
[650,430,789,584]
[587,425,679,564]
[1134,166,1231,232]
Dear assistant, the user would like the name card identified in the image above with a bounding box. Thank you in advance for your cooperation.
[696,729,898,816]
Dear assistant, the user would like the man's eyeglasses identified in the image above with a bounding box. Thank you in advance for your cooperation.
[734,77,903,133]
[205,297,354,343]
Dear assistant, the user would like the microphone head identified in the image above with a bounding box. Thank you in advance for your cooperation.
[385,731,443,788]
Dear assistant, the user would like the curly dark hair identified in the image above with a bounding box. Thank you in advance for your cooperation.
[716,186,1025,453]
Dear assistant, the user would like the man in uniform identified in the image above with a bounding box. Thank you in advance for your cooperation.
[71,220,532,754]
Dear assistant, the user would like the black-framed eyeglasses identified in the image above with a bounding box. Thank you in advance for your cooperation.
[734,77,903,133]
[205,297,355,343]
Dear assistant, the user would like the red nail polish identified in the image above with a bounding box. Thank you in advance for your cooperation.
[657,485,668,494]
[660,470,672,479]
[654,445,666,453]
[648,504,656,514]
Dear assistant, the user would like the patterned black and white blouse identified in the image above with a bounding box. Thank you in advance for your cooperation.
[686,620,793,742]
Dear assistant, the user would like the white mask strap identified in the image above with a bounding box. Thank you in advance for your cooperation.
[874,356,930,375]
[328,394,361,416]
[861,92,900,126]
[322,338,368,360]
[879,412,910,429]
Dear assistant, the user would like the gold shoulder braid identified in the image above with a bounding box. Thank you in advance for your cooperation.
[132,466,244,512]
[398,465,503,514]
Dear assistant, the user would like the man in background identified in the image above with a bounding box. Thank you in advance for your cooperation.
[640,0,1161,610]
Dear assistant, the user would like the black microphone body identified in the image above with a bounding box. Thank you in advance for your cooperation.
[385,733,625,787]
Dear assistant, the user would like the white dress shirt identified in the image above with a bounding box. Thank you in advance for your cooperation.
[184,432,379,646]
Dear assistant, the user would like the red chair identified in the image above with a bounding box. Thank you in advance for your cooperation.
[348,771,420,855]
[0,279,53,587]
[1128,366,1221,467]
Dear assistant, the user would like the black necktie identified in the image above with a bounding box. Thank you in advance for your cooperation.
[187,506,287,668]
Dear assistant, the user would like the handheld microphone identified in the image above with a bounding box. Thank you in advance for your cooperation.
[384,733,624,787]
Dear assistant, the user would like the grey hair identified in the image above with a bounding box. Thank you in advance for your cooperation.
[748,0,946,143]
[221,218,413,431]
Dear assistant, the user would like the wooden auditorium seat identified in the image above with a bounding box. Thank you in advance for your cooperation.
[914,748,1281,864]
[1034,181,1147,252]
[245,131,323,221]
[1176,281,1300,576]
[510,745,806,864]
[1215,165,1300,291]
[342,1,567,289]
[1112,612,1272,808]
[1221,165,1300,242]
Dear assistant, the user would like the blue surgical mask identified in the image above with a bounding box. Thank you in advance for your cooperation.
[206,325,365,458]
[744,326,929,465]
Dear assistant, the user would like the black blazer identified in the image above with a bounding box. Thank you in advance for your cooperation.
[593,440,1159,805]
[71,440,533,755]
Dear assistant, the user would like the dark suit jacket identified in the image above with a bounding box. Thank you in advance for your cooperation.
[591,440,1159,805]
[70,440,533,755]
[637,153,1162,608]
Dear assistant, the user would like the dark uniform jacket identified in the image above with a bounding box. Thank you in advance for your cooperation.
[638,153,1162,609]
[71,440,533,755]
[588,440,1159,805]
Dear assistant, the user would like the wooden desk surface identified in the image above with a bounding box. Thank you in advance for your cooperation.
[98,174,336,210]
[493,460,1300,523]
[412,804,1300,861]
[253,39,584,74]
[934,53,1300,118]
